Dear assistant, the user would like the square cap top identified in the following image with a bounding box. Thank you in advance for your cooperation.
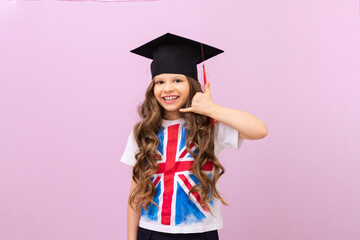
[130,32,224,81]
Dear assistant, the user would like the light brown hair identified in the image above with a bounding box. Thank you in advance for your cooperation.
[128,76,228,215]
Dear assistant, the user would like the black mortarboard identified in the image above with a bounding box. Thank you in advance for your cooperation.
[130,32,224,81]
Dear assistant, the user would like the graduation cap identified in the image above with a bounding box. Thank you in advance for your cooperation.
[130,32,224,82]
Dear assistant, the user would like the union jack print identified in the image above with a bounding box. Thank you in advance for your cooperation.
[141,123,215,226]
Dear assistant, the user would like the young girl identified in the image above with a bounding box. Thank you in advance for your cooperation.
[121,33,268,240]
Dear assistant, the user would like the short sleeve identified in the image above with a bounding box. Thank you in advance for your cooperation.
[214,121,244,154]
[120,129,139,167]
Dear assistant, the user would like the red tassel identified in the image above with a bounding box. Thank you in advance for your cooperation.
[200,43,217,126]
[202,64,207,86]
[200,43,207,86]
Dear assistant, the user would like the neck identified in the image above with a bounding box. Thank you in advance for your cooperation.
[163,111,185,120]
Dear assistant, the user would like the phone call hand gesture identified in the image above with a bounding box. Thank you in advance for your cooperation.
[179,81,216,117]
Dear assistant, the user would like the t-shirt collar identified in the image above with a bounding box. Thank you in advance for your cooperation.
[161,118,186,127]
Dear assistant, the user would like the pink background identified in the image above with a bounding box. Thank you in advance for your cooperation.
[1,1,359,240]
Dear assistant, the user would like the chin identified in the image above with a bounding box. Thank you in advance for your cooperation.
[163,108,179,112]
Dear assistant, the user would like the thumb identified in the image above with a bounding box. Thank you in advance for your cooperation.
[204,81,211,96]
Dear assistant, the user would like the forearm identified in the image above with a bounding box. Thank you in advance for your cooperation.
[208,103,268,140]
[127,202,141,240]
[127,178,142,240]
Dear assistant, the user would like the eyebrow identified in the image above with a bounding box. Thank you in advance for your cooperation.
[155,75,184,80]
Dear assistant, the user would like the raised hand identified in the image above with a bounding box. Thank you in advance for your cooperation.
[179,81,215,116]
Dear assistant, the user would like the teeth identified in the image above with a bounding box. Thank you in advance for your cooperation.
[164,96,178,100]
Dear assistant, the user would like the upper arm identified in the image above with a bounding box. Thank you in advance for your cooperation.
[128,176,142,212]
[129,177,138,195]
[238,129,267,140]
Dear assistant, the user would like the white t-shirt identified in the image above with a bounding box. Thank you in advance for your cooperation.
[120,118,244,234]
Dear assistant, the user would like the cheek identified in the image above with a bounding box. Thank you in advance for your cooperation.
[153,87,160,98]
[183,86,190,98]
[153,90,163,104]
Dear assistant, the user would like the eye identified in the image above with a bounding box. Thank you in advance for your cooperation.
[155,80,163,84]
[174,79,183,83]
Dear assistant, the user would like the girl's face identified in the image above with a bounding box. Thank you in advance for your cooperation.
[153,73,190,120]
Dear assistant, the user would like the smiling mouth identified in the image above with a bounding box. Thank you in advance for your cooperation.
[162,96,179,100]
[162,96,179,103]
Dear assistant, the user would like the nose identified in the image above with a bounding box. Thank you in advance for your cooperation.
[164,82,174,92]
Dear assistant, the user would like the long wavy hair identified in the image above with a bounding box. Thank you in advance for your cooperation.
[128,76,228,216]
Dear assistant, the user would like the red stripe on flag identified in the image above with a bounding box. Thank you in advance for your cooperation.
[179,142,195,158]
[203,161,214,171]
[175,161,193,172]
[178,174,209,212]
[161,124,179,225]
[153,176,161,187]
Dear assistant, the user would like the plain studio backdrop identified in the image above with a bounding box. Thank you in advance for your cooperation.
[0,1,359,240]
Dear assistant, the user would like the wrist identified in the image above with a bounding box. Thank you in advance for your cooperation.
[206,102,220,119]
